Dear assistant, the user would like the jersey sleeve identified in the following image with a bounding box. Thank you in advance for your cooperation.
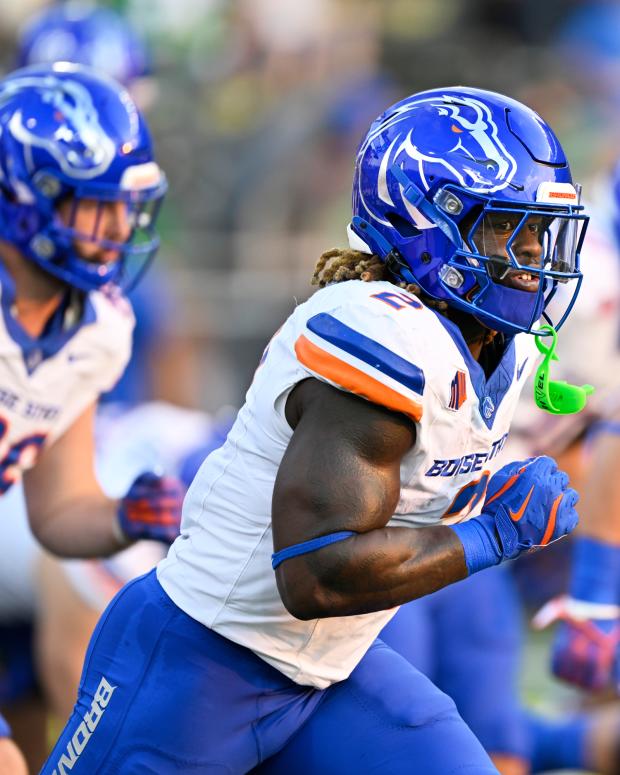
[293,288,427,422]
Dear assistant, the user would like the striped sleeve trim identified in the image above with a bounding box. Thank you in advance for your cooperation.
[306,313,425,395]
[295,334,423,422]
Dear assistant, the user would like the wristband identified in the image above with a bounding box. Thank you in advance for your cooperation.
[449,513,502,575]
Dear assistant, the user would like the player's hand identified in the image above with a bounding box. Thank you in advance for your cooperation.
[450,456,579,575]
[117,471,184,544]
[479,456,579,560]
[533,596,620,691]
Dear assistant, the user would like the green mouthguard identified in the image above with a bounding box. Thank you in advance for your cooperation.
[533,325,594,415]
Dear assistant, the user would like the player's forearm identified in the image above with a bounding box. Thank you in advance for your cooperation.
[276,524,467,619]
[29,494,127,558]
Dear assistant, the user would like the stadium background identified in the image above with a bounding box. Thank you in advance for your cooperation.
[1,5,618,768]
[1,0,615,414]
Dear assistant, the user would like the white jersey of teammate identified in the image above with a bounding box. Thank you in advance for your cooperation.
[0,268,133,491]
[158,279,537,689]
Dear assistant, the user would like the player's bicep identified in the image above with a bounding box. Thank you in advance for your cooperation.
[24,403,101,532]
[273,378,416,554]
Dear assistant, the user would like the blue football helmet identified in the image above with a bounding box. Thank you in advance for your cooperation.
[350,87,589,335]
[0,63,167,292]
[16,1,149,88]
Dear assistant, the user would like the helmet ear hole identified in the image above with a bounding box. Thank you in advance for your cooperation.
[15,208,40,240]
[385,211,421,239]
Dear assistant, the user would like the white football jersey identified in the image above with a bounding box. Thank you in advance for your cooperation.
[158,279,537,688]
[0,268,133,491]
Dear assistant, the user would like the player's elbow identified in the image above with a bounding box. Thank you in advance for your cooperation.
[29,515,70,557]
[276,566,331,620]
[28,506,56,552]
[281,596,320,621]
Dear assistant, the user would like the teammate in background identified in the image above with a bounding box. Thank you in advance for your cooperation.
[533,162,620,696]
[16,0,155,109]
[15,0,199,408]
[1,11,192,768]
[0,62,184,770]
[0,62,181,554]
[43,87,587,774]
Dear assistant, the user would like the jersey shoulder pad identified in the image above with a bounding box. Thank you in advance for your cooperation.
[293,281,431,421]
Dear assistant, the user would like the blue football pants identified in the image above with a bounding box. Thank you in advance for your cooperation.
[380,565,528,759]
[41,570,497,774]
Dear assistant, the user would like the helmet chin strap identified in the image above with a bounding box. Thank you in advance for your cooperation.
[348,217,393,257]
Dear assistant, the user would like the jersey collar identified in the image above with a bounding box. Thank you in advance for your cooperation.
[0,262,97,374]
[429,307,517,430]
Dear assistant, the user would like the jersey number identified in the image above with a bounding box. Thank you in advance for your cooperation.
[443,471,490,520]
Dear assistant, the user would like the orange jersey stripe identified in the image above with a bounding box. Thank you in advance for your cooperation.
[295,335,423,422]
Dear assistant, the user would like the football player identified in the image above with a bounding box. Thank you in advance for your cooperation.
[43,87,586,774]
[0,62,185,768]
[14,1,197,408]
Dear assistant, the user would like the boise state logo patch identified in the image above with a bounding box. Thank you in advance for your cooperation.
[482,396,495,419]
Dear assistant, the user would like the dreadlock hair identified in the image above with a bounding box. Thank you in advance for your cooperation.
[312,247,450,313]
[311,247,497,348]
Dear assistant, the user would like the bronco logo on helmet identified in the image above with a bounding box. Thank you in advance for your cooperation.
[359,94,519,229]
[2,73,116,179]
[0,63,166,293]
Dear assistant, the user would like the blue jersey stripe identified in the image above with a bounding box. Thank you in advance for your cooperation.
[306,313,425,395]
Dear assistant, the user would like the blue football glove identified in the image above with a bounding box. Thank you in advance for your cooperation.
[117,471,184,544]
[533,596,620,691]
[450,456,579,575]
